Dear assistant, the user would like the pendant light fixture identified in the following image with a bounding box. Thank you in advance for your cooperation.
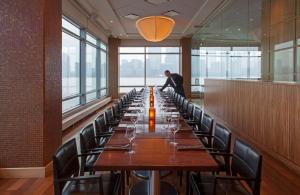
[136,16,175,42]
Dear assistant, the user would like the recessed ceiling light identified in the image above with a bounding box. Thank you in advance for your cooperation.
[163,10,179,17]
[110,20,113,23]
[124,13,140,20]
[237,28,241,31]
[146,0,171,6]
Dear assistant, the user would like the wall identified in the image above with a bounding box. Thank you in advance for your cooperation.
[0,0,62,170]
[204,79,300,175]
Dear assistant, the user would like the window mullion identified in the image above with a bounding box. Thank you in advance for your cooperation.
[80,29,87,105]
[96,40,101,98]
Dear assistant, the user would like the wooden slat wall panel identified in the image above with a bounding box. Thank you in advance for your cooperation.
[204,79,300,170]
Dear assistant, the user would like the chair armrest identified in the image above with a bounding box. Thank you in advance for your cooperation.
[209,152,233,156]
[215,175,257,181]
[195,134,214,138]
[95,134,112,138]
[77,151,102,157]
[58,175,102,182]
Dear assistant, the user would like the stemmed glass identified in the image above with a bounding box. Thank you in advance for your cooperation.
[164,112,172,130]
[169,118,181,146]
[131,116,138,130]
[125,126,136,154]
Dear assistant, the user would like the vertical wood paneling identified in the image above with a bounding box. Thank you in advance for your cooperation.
[204,79,300,169]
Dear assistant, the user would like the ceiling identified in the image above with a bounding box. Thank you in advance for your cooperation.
[192,0,262,45]
[72,0,226,39]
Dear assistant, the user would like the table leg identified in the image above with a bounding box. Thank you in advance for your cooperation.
[186,171,190,195]
[149,170,160,195]
[121,171,125,195]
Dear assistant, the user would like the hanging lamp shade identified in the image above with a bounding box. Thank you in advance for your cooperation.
[136,16,175,42]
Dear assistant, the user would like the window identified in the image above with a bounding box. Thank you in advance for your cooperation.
[274,41,294,81]
[62,17,108,112]
[86,44,97,101]
[119,47,181,93]
[100,45,108,96]
[62,18,81,111]
[191,46,261,93]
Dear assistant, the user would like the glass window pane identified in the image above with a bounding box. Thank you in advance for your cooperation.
[191,55,206,85]
[250,56,261,78]
[86,92,97,102]
[229,57,248,78]
[100,50,107,88]
[62,18,80,35]
[274,48,294,81]
[120,87,143,93]
[62,97,80,112]
[101,43,107,51]
[62,32,80,98]
[119,54,145,86]
[86,44,97,92]
[207,56,227,78]
[146,47,180,53]
[86,33,97,45]
[101,89,107,97]
[146,54,180,86]
[119,47,144,53]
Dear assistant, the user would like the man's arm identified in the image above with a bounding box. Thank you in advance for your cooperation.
[160,77,171,91]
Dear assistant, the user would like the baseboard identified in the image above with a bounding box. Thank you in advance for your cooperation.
[0,161,53,178]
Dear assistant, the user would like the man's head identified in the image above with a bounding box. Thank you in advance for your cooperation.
[164,70,171,77]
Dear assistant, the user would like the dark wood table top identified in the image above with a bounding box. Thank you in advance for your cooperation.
[93,92,219,172]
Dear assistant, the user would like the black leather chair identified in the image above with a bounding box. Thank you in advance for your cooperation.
[194,113,214,147]
[112,103,123,119]
[179,99,189,114]
[53,138,121,195]
[189,138,262,195]
[186,106,202,129]
[79,124,103,174]
[105,107,119,127]
[183,102,194,120]
[95,114,113,134]
[200,124,232,174]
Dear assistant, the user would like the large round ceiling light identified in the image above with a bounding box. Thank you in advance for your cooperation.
[136,16,175,42]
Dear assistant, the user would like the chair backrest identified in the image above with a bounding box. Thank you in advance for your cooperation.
[231,139,262,195]
[182,99,189,112]
[186,102,194,118]
[193,107,202,123]
[95,114,109,136]
[53,138,79,195]
[105,108,114,123]
[213,124,231,152]
[199,113,214,135]
[112,103,120,116]
[79,123,98,153]
[177,96,185,109]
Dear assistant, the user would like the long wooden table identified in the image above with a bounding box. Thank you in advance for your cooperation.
[94,90,219,195]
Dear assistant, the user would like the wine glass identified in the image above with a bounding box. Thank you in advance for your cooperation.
[131,116,138,130]
[165,113,172,130]
[125,126,136,154]
[169,119,181,146]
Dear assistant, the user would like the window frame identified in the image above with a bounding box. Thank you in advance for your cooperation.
[62,16,108,113]
[118,47,181,93]
[191,46,262,93]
